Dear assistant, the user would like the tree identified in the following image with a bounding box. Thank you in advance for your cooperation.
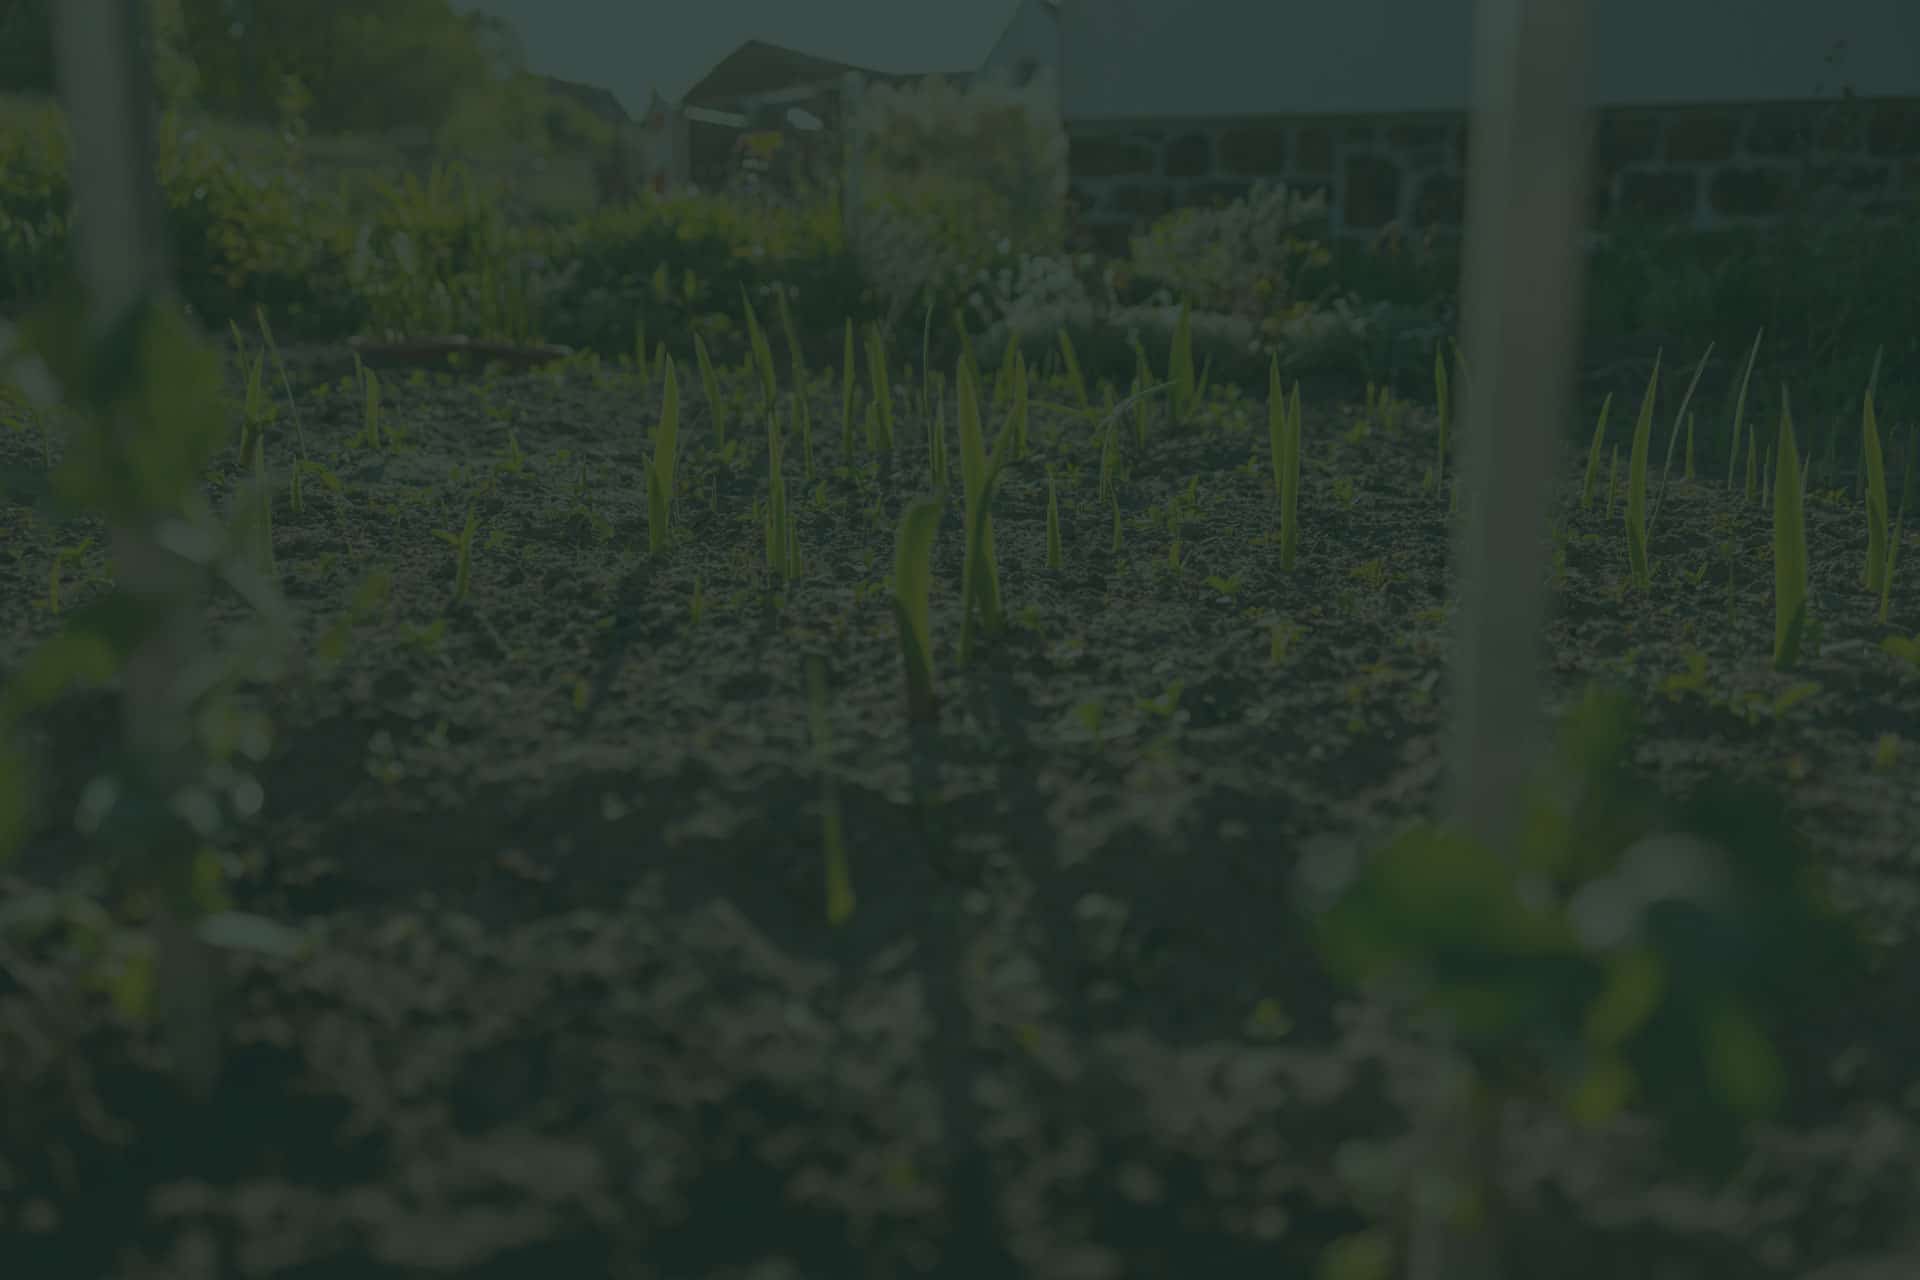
[173,0,495,133]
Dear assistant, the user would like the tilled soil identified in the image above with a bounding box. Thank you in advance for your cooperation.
[3,343,1920,1278]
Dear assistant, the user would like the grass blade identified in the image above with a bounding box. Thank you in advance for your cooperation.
[1773,390,1810,671]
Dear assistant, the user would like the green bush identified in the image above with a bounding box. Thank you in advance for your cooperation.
[0,93,71,311]
[541,191,871,368]
[847,72,1069,330]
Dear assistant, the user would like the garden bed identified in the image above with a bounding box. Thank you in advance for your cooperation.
[3,344,1919,1278]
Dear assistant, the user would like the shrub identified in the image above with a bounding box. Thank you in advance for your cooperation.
[847,72,1068,329]
[1126,181,1335,332]
[540,190,868,368]
[0,94,68,311]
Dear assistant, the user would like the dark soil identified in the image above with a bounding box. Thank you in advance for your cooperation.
[4,343,1919,1278]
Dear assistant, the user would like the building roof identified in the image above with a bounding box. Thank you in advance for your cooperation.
[536,74,632,125]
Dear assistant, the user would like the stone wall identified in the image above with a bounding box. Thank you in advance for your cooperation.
[1066,98,1920,252]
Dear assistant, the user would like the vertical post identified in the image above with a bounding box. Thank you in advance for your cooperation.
[1427,0,1593,1276]
[1448,0,1593,850]
[53,0,222,1097]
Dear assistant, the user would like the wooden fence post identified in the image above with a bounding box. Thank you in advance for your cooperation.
[1425,0,1594,1275]
[1449,0,1595,851]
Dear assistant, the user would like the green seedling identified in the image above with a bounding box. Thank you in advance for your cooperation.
[739,286,778,412]
[1206,573,1241,599]
[1580,393,1613,511]
[1881,505,1903,625]
[797,387,814,481]
[1862,389,1889,596]
[1010,349,1030,458]
[1130,355,1151,453]
[956,357,1016,660]
[1268,365,1303,572]
[1169,301,1195,425]
[358,364,383,451]
[1773,391,1810,671]
[927,398,948,491]
[804,655,855,926]
[1625,351,1661,590]
[1647,344,1713,533]
[434,504,480,606]
[765,407,789,580]
[634,313,648,383]
[1433,342,1451,499]
[693,331,726,453]
[1745,421,1759,501]
[1058,327,1089,410]
[1607,445,1620,522]
[773,284,806,389]
[840,317,856,456]
[1725,329,1763,493]
[891,494,943,723]
[1046,468,1064,569]
[952,308,980,389]
[864,324,895,450]
[1685,412,1695,480]
[1098,387,1120,501]
[993,328,1018,406]
[648,356,681,556]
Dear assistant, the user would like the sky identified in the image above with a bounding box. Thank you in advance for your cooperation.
[449,1,1025,114]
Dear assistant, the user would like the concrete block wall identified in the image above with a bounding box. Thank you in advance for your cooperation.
[1066,97,1920,251]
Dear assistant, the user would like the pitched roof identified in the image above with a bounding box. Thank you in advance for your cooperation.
[536,74,632,124]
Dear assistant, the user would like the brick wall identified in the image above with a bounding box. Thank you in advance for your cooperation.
[1066,97,1920,251]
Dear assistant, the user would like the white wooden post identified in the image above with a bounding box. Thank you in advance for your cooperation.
[53,0,222,1097]
[1423,0,1593,1276]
